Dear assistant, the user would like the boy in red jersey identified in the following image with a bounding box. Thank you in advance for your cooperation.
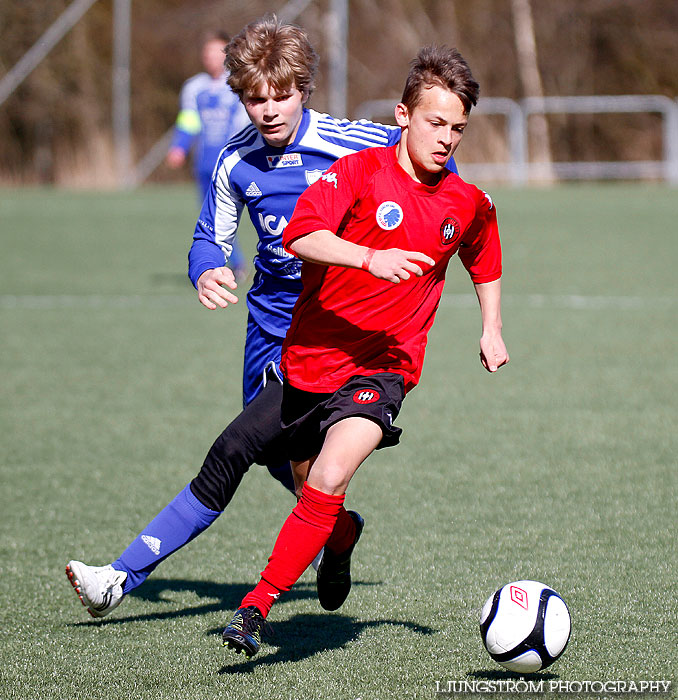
[222,45,509,658]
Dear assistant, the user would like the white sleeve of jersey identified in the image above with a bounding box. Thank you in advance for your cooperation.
[179,73,205,112]
[213,155,245,261]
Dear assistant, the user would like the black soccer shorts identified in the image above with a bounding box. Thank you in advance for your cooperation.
[280,372,406,462]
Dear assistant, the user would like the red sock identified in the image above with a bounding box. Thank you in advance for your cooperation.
[241,482,344,617]
[325,507,357,554]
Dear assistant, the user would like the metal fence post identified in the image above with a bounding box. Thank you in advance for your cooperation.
[665,100,678,185]
[0,0,99,107]
[112,0,132,189]
[327,0,348,119]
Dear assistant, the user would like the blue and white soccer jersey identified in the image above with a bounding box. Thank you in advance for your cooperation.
[188,108,458,405]
[170,72,250,198]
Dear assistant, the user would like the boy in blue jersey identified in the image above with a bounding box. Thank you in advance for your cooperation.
[166,31,251,279]
[65,15,458,619]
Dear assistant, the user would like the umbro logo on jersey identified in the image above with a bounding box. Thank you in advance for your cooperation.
[321,172,338,188]
[266,153,303,168]
[440,216,461,245]
[246,181,262,197]
[482,190,494,209]
[353,389,380,404]
[141,535,161,556]
[376,201,403,230]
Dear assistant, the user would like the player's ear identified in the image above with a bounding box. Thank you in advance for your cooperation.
[394,103,409,128]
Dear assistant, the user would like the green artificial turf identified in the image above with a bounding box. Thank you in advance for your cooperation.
[0,184,676,700]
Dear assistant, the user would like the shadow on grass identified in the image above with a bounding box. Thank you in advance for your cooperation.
[67,577,380,626]
[66,576,434,669]
[216,613,435,673]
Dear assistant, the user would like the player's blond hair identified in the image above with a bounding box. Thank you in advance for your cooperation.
[225,15,318,98]
[401,45,479,115]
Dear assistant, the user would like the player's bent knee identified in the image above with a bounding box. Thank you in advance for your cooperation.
[190,425,255,511]
[307,462,353,496]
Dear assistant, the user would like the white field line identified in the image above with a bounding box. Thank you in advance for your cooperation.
[439,293,677,310]
[0,293,675,310]
[0,294,195,309]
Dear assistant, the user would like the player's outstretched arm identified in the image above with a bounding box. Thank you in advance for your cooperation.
[197,267,238,310]
[474,279,509,373]
[289,230,434,284]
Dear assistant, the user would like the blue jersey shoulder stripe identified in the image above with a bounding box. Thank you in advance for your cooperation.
[318,124,393,145]
[316,126,396,150]
[316,115,396,143]
[226,123,260,150]
[317,114,394,131]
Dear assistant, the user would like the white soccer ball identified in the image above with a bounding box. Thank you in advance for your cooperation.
[479,580,571,673]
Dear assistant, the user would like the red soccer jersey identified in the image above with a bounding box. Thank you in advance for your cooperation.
[281,145,502,393]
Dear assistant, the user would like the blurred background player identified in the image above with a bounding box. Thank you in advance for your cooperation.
[65,16,459,620]
[221,45,507,659]
[166,30,251,280]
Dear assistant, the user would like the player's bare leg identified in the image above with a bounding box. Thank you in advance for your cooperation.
[306,417,382,493]
[308,417,380,609]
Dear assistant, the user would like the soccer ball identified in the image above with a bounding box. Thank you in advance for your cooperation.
[479,580,571,673]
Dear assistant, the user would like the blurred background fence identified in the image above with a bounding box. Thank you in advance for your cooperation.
[358,95,678,184]
[1,0,677,188]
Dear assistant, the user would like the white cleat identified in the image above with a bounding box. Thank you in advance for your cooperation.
[66,560,127,618]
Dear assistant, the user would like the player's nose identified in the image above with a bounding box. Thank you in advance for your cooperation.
[263,100,278,117]
[440,127,454,146]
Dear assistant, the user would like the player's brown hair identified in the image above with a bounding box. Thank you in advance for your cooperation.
[401,45,479,115]
[225,15,318,98]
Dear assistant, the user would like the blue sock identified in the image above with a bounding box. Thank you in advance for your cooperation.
[112,484,220,595]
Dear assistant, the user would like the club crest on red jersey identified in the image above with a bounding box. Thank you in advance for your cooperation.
[353,389,380,404]
[440,216,461,245]
[376,201,403,230]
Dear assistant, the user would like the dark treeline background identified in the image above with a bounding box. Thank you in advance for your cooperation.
[1,0,677,186]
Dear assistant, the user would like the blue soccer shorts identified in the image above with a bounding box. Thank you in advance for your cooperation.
[242,314,284,407]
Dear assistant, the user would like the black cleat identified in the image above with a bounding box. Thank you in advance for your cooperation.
[317,511,364,611]
[222,606,270,658]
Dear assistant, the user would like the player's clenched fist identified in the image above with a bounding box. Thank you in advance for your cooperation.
[479,331,509,373]
[197,267,239,309]
[364,248,435,284]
